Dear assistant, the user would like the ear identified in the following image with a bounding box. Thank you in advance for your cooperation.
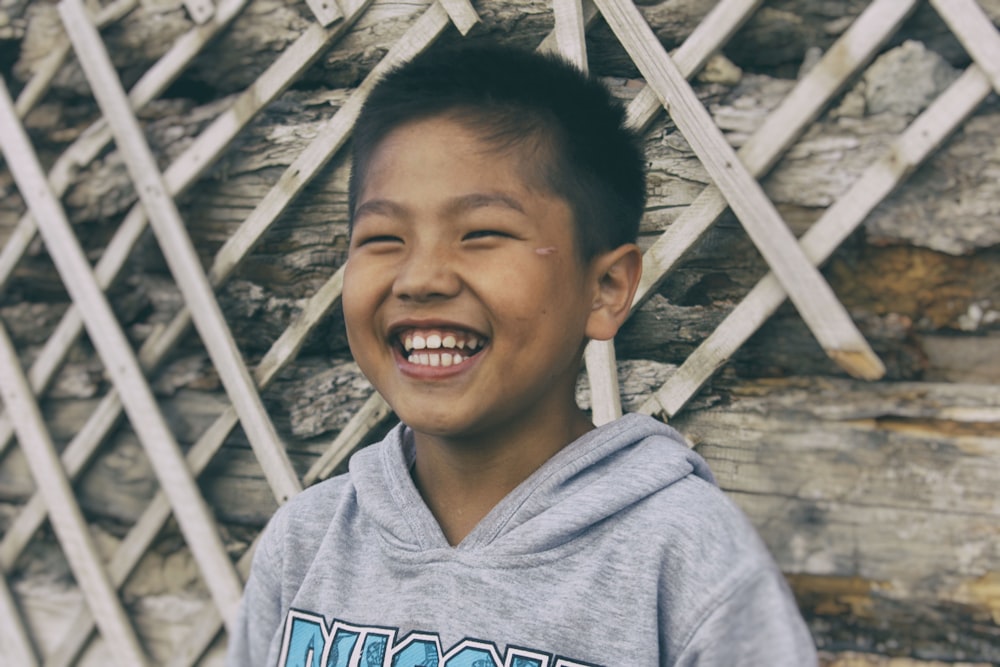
[585,243,642,341]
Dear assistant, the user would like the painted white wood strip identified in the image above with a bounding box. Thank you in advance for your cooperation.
[626,0,763,132]
[633,0,919,309]
[59,0,302,510]
[584,341,623,426]
[305,0,343,27]
[537,0,599,55]
[0,574,39,667]
[0,24,245,631]
[0,325,147,666]
[553,0,588,72]
[930,0,1000,93]
[593,0,884,381]
[438,0,480,35]
[641,66,992,418]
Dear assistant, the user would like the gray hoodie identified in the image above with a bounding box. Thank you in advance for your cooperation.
[227,413,818,666]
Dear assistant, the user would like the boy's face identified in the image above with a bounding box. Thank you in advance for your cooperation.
[343,116,605,445]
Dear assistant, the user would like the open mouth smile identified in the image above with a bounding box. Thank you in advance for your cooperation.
[397,328,487,367]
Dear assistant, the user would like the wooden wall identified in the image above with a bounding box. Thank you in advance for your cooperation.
[0,0,998,664]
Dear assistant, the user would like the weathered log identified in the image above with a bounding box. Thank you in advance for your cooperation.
[669,376,1000,662]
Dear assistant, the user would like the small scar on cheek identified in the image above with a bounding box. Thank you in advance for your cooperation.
[535,246,558,256]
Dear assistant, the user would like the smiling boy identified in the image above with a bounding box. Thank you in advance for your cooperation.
[228,44,817,666]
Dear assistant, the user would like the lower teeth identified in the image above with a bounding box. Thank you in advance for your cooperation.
[408,352,466,366]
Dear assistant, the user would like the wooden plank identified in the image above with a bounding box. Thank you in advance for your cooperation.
[930,0,1000,93]
[667,376,1000,660]
[552,0,588,72]
[0,45,245,632]
[59,0,302,509]
[640,65,993,419]
[633,0,919,309]
[0,322,148,665]
[0,573,40,667]
[592,0,884,381]
[438,0,480,36]
[305,0,343,27]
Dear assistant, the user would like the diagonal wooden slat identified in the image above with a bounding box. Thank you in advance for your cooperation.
[640,64,994,419]
[592,0,885,381]
[632,0,919,310]
[0,322,149,667]
[552,0,588,72]
[59,0,302,507]
[930,0,1000,94]
[0,0,250,303]
[0,65,243,633]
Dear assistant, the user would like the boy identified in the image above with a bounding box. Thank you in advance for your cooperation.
[228,44,818,666]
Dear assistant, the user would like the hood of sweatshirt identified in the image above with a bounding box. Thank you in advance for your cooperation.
[348,413,715,557]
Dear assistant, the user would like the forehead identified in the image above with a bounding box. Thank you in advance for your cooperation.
[357,115,557,201]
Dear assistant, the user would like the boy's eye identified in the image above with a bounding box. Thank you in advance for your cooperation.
[356,235,403,247]
[463,229,513,241]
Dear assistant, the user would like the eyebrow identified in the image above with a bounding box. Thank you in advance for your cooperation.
[353,192,525,222]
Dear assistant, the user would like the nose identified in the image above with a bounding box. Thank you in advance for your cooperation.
[392,240,461,301]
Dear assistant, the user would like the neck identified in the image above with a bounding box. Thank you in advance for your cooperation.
[410,408,593,546]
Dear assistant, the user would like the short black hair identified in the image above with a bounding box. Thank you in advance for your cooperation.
[348,43,646,259]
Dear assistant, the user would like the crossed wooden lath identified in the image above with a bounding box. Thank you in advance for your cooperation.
[0,0,997,663]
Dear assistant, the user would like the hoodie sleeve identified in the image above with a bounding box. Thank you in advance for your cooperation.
[670,563,818,667]
[225,510,287,667]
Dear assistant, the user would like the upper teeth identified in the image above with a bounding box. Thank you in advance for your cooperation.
[403,331,482,352]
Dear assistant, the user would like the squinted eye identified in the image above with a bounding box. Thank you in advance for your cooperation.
[358,235,403,246]
[463,230,511,241]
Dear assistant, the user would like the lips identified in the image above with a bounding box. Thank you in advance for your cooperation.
[396,328,487,367]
